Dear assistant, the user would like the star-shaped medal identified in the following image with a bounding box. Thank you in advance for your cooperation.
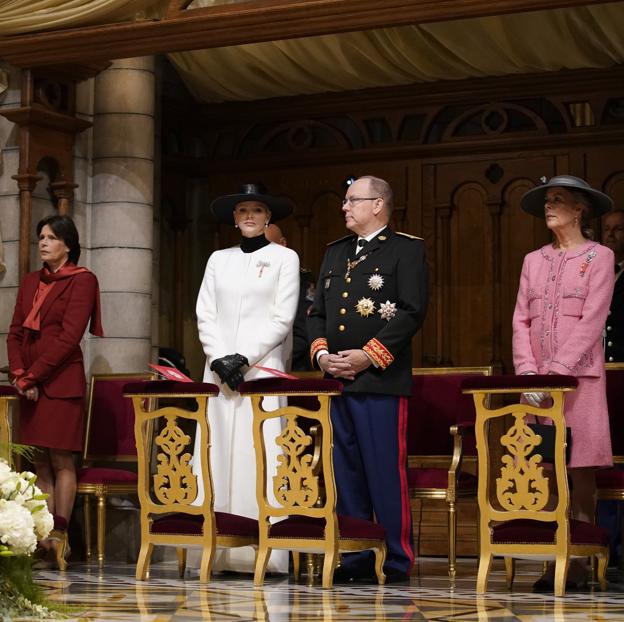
[368,274,384,291]
[378,300,397,321]
[355,297,376,317]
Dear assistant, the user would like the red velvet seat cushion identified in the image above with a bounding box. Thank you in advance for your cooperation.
[77,467,137,485]
[408,467,477,490]
[0,386,17,398]
[461,374,577,393]
[491,519,609,547]
[596,468,624,489]
[239,378,343,395]
[269,514,385,540]
[124,380,219,397]
[150,512,258,538]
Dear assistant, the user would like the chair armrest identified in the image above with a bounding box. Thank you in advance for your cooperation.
[447,424,471,498]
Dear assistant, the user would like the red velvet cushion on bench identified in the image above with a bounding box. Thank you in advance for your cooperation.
[492,519,609,547]
[77,467,137,484]
[408,467,478,490]
[269,514,385,540]
[151,512,258,538]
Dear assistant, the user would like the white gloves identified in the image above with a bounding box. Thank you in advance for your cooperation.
[521,371,550,407]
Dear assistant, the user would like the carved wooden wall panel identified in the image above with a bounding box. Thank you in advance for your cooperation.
[160,67,624,557]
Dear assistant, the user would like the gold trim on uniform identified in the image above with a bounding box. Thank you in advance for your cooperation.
[355,297,376,317]
[363,338,394,369]
[310,337,328,365]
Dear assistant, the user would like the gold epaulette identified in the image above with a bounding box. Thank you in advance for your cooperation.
[396,231,423,240]
[327,234,356,246]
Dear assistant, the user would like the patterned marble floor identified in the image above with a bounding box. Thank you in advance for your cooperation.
[35,558,624,621]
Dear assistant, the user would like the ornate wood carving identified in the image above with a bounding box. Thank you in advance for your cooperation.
[0,65,106,276]
[0,1,612,67]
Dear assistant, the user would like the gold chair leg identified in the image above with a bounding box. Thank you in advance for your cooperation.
[321,549,337,589]
[136,542,153,581]
[597,552,609,591]
[254,545,271,587]
[199,544,216,583]
[96,494,106,565]
[176,548,187,578]
[448,499,457,579]
[553,556,569,598]
[374,545,387,585]
[476,552,492,594]
[84,495,92,561]
[504,557,515,589]
[292,552,300,580]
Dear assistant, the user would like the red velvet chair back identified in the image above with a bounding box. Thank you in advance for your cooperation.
[83,373,156,462]
[606,363,624,457]
[407,367,492,457]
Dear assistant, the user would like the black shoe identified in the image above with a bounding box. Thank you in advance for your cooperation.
[533,575,553,592]
[383,569,410,584]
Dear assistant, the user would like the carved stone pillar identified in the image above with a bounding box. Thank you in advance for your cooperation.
[88,57,155,374]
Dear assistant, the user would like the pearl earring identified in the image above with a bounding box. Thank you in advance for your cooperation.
[235,223,239,228]
[265,222,269,228]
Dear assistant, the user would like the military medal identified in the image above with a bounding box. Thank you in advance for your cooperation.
[378,300,397,321]
[345,253,368,282]
[368,274,384,291]
[355,297,376,317]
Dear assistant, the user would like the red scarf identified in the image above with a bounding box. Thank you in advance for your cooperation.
[22,263,104,336]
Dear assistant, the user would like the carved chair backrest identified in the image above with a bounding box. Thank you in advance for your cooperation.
[247,383,341,529]
[130,392,214,524]
[0,387,17,462]
[466,384,575,535]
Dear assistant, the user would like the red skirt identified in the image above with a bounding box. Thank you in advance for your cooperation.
[19,393,84,452]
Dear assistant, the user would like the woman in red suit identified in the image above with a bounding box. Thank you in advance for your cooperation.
[7,214,103,556]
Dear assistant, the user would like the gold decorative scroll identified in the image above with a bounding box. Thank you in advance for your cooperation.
[496,413,549,511]
[273,415,319,508]
[154,415,197,504]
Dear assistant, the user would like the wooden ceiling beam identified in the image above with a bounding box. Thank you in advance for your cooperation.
[0,0,615,68]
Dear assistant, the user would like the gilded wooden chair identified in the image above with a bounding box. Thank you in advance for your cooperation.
[0,385,17,461]
[462,375,609,597]
[239,377,387,588]
[596,363,624,505]
[408,366,492,578]
[124,380,259,581]
[77,372,156,564]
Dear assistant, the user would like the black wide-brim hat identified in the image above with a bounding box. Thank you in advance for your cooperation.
[521,175,613,218]
[210,182,293,225]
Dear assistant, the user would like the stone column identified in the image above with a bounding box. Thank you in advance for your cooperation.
[86,58,155,375]
[0,65,22,372]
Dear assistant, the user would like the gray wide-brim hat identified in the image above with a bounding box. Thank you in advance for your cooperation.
[520,175,613,218]
[210,182,293,225]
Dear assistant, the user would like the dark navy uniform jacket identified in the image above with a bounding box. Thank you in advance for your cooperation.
[308,227,428,396]
[606,272,624,362]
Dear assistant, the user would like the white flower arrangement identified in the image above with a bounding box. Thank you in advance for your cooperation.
[0,459,53,557]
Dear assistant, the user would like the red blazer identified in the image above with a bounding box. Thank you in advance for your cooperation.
[7,270,100,399]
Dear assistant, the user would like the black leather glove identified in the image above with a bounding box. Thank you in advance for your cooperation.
[210,354,248,391]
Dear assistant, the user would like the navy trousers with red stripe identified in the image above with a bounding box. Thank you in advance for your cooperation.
[330,393,414,575]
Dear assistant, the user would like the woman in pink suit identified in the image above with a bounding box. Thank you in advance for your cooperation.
[7,215,103,559]
[513,175,615,589]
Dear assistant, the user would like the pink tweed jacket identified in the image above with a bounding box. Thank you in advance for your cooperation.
[513,241,615,377]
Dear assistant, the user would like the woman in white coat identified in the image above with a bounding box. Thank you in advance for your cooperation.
[194,183,300,574]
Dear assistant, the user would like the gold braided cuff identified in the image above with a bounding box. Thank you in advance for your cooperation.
[310,338,329,366]
[363,338,394,370]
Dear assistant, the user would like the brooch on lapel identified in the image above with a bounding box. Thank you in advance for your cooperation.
[355,298,376,317]
[368,274,384,291]
[378,300,397,321]
[257,260,270,277]
[579,250,596,277]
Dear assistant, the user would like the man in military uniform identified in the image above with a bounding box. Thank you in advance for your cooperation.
[603,209,624,362]
[308,175,428,582]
